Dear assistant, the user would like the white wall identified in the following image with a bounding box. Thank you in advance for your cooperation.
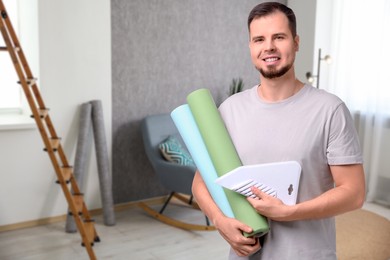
[0,0,111,226]
[288,0,317,84]
[312,0,333,90]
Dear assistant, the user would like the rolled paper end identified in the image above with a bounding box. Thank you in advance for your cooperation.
[244,226,269,238]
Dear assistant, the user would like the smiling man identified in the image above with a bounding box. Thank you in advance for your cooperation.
[192,2,365,260]
[249,11,297,81]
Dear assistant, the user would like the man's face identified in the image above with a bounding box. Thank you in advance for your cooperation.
[249,11,299,79]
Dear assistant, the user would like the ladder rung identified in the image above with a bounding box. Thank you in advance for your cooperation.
[68,211,82,216]
[43,137,61,152]
[1,9,7,18]
[0,46,20,52]
[50,138,61,149]
[81,220,98,247]
[70,193,84,215]
[55,166,72,184]
[31,108,49,119]
[17,77,37,86]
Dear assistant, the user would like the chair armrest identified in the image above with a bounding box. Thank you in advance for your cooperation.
[154,159,197,195]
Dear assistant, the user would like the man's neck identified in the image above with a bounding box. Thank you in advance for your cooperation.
[257,74,304,102]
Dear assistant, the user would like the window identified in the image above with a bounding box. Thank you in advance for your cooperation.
[0,0,38,129]
[0,0,20,112]
[315,0,390,206]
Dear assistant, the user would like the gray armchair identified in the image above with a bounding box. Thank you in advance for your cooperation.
[140,113,214,231]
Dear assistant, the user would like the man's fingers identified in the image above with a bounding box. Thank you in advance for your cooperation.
[234,238,261,257]
[232,218,254,234]
[239,223,254,234]
[251,186,267,198]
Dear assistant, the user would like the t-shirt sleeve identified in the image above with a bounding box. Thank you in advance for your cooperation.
[327,102,363,165]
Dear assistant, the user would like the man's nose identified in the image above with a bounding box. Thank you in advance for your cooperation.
[264,39,276,52]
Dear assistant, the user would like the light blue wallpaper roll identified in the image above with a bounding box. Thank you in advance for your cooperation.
[171,104,234,218]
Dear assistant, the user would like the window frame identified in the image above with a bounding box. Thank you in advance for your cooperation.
[0,0,38,130]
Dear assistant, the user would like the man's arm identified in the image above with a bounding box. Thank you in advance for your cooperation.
[192,171,261,256]
[247,164,365,221]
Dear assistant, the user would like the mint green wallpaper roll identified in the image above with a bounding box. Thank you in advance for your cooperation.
[187,88,269,237]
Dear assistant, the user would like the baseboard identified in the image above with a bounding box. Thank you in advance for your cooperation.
[0,196,168,233]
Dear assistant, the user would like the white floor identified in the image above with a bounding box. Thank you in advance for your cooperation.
[0,201,389,260]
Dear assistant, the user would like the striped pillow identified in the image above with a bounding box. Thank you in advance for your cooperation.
[159,136,195,166]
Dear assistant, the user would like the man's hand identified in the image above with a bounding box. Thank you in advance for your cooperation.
[214,215,261,257]
[247,186,293,221]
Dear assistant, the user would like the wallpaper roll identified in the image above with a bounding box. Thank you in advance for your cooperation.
[187,88,269,237]
[171,104,234,218]
[90,100,116,226]
[66,102,93,233]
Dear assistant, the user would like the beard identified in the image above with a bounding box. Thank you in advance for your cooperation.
[257,63,293,79]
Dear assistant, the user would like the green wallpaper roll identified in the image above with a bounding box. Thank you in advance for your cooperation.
[187,88,269,237]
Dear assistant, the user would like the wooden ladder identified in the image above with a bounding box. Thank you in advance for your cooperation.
[0,2,99,259]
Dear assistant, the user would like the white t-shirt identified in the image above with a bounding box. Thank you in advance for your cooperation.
[219,84,363,260]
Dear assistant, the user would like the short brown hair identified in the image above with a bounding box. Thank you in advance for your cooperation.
[248,2,297,37]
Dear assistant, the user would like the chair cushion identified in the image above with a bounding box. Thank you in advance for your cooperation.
[159,135,195,166]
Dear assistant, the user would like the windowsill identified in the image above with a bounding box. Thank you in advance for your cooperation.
[0,113,36,131]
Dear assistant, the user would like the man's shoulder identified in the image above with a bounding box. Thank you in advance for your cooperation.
[304,85,344,107]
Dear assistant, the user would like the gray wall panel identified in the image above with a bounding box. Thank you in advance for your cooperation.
[112,0,284,203]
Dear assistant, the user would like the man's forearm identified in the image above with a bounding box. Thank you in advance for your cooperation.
[248,164,366,221]
[285,184,364,221]
[288,164,366,221]
[192,171,226,224]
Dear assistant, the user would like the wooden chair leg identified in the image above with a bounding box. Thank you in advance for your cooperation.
[138,193,216,231]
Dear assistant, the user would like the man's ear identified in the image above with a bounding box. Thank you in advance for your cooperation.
[294,35,300,52]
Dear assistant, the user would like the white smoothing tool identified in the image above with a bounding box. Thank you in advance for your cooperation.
[215,161,302,205]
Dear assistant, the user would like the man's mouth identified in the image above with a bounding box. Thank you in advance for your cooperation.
[263,57,280,62]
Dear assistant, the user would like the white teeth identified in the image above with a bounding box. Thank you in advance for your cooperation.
[265,57,278,62]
